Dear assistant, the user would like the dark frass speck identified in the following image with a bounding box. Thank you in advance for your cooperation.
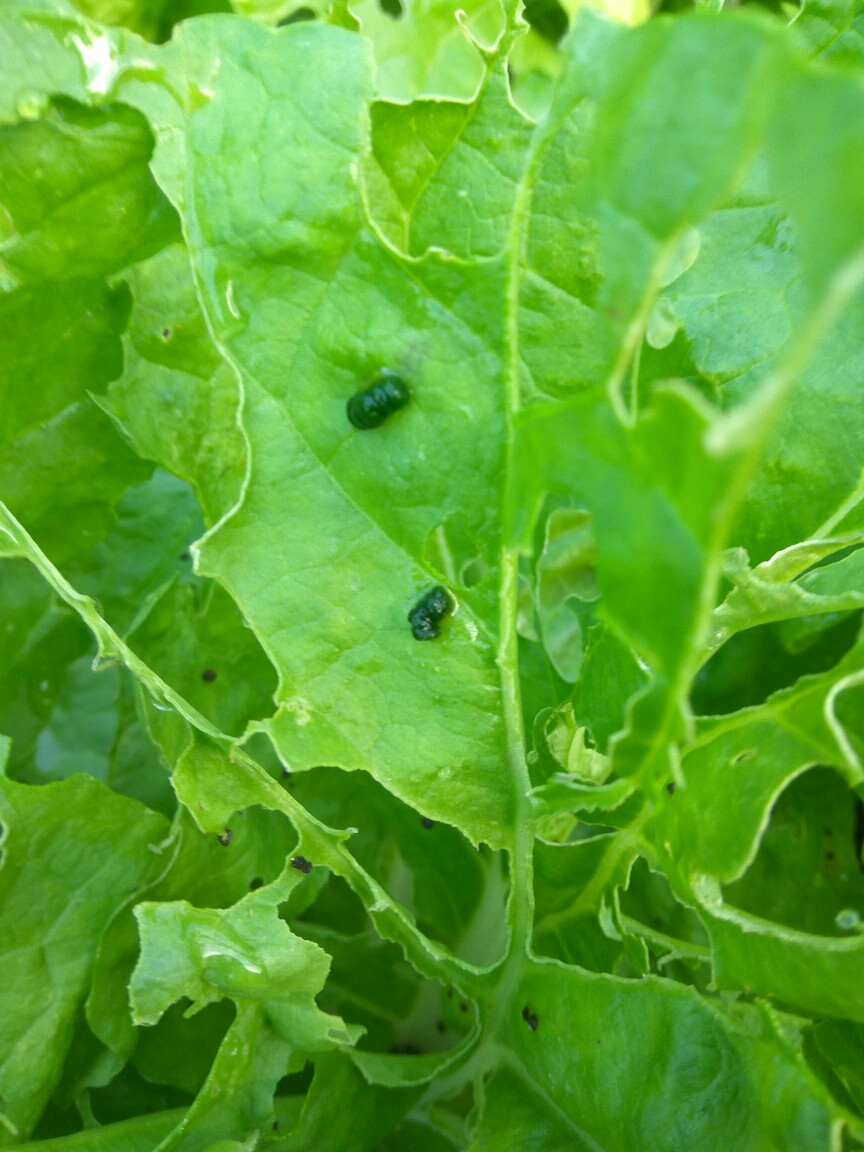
[290,855,313,874]
[217,829,232,847]
[346,371,410,430]
[408,585,453,641]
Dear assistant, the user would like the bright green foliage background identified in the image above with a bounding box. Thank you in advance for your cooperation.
[1,0,864,1146]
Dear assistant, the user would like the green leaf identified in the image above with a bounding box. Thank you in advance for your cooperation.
[658,633,864,887]
[0,775,168,1139]
[130,881,357,1050]
[808,1018,864,1116]
[99,243,246,527]
[347,0,504,101]
[86,802,298,1067]
[0,2,91,127]
[723,767,864,937]
[532,833,633,970]
[67,0,232,42]
[710,538,864,652]
[534,509,598,683]
[128,579,277,739]
[148,1003,291,1152]
[131,1001,234,1097]
[276,1052,421,1151]
[114,16,516,848]
[364,70,533,258]
[569,624,647,753]
[658,160,801,398]
[5,4,864,1146]
[793,0,864,68]
[0,93,181,569]
[2,1109,186,1152]
[491,961,841,1150]
[511,385,762,785]
[697,879,864,1024]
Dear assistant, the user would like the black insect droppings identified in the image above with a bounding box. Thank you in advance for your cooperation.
[249,877,264,890]
[347,371,410,430]
[160,326,172,340]
[421,817,434,829]
[408,585,453,641]
[217,829,232,847]
[437,1020,446,1033]
[459,1001,468,1013]
[201,668,217,682]
[666,781,676,795]
[290,855,313,874]
[521,1005,539,1031]
[826,850,836,862]
[272,1120,279,1131]
[179,551,190,561]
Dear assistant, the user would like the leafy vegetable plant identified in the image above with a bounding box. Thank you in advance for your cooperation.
[2,0,864,1146]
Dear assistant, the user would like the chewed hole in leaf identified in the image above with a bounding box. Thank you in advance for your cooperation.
[278,5,317,23]
[521,0,567,43]
[128,999,234,1102]
[291,766,502,961]
[723,768,864,938]
[618,859,710,983]
[461,555,489,588]
[424,516,493,590]
[533,507,599,684]
[296,878,475,1056]
[691,613,862,716]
